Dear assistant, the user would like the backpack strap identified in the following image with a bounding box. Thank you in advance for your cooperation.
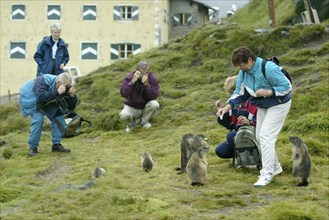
[79,117,94,133]
[261,59,267,79]
[261,58,274,87]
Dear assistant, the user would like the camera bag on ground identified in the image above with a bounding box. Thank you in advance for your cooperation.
[39,95,93,138]
[63,111,93,138]
[233,125,262,170]
[55,95,93,137]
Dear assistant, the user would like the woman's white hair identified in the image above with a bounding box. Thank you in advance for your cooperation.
[50,22,62,32]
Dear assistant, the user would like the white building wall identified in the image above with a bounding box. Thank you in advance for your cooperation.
[0,0,170,96]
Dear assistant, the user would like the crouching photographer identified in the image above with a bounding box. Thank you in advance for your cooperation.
[19,72,78,157]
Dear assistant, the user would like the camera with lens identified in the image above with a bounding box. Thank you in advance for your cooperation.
[65,85,72,93]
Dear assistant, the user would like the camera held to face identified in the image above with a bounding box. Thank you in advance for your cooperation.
[65,85,72,93]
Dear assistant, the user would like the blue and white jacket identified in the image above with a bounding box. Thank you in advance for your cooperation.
[228,57,292,109]
[19,74,77,117]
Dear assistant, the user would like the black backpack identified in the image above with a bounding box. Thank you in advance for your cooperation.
[233,125,262,170]
[262,57,292,84]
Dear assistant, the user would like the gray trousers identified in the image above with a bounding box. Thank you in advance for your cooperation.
[119,100,160,124]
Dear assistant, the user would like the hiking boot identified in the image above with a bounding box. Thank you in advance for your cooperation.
[141,122,152,129]
[125,119,136,133]
[52,144,71,152]
[253,175,273,187]
[29,148,38,157]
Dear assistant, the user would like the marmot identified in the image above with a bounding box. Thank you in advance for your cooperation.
[289,136,311,186]
[176,133,194,174]
[141,152,153,172]
[187,134,208,161]
[186,145,209,186]
[77,180,97,190]
[92,167,105,179]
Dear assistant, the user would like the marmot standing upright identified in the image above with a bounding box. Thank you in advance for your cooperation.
[92,167,105,179]
[289,136,311,186]
[176,133,194,174]
[187,134,208,161]
[186,145,209,186]
[141,152,153,172]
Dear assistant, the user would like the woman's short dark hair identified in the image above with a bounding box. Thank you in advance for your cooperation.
[231,47,256,67]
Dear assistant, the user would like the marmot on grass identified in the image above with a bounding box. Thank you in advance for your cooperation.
[289,136,311,186]
[187,134,208,161]
[186,145,209,186]
[92,167,105,179]
[141,152,153,172]
[176,133,194,174]
[77,180,97,190]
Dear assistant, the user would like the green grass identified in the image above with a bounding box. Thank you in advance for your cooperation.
[1,1,329,219]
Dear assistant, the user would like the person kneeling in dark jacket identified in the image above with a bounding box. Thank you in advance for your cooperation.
[215,75,258,159]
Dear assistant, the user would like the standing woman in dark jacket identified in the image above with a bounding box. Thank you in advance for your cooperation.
[34,22,69,76]
[217,47,292,187]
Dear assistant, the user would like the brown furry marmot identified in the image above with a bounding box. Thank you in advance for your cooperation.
[141,152,153,172]
[186,146,209,186]
[92,167,105,179]
[289,136,311,186]
[176,133,194,174]
[187,134,208,162]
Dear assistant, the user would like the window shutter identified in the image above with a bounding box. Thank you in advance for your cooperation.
[10,42,26,59]
[113,6,121,21]
[133,44,141,55]
[83,5,97,20]
[132,6,139,20]
[187,14,192,25]
[81,43,98,60]
[12,5,25,20]
[173,14,180,26]
[110,44,119,60]
[48,5,61,20]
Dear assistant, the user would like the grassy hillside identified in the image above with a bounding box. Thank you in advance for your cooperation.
[1,1,329,219]
[227,0,297,27]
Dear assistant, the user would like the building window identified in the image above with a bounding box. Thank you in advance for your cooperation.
[12,4,25,20]
[48,5,61,20]
[81,43,98,60]
[83,5,97,20]
[110,43,141,60]
[173,13,192,26]
[121,6,132,19]
[10,42,26,59]
[113,6,139,21]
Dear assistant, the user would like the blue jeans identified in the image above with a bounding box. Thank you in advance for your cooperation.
[215,131,237,158]
[28,105,65,149]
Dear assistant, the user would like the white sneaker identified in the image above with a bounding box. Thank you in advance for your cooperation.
[125,120,136,133]
[253,175,272,187]
[125,126,134,133]
[237,165,257,169]
[273,166,283,176]
[142,122,152,129]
